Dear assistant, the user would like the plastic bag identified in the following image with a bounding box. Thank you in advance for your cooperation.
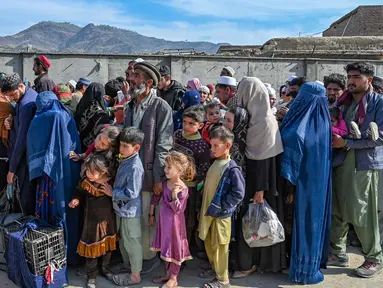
[242,201,285,248]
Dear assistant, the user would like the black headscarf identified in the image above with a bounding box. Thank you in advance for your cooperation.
[230,107,249,176]
[74,83,110,151]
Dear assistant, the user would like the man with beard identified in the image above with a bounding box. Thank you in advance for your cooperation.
[33,56,55,93]
[215,76,237,109]
[324,73,347,107]
[157,65,186,111]
[276,77,306,122]
[123,61,173,276]
[3,73,38,216]
[330,62,383,278]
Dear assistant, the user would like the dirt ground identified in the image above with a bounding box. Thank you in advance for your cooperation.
[1,246,382,288]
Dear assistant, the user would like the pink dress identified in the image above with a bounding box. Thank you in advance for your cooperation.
[151,182,192,265]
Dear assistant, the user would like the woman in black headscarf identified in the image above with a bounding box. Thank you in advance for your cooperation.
[75,83,111,151]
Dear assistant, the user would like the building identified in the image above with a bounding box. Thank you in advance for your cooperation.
[323,5,383,37]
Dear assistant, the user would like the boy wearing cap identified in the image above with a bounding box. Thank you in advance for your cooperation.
[33,55,55,93]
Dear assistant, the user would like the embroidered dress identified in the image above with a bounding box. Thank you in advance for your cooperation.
[151,182,192,265]
[76,178,117,258]
[35,175,56,224]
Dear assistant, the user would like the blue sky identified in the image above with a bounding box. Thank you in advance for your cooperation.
[0,0,382,45]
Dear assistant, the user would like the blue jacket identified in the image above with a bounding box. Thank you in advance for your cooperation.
[205,160,245,219]
[334,90,383,170]
[113,153,144,218]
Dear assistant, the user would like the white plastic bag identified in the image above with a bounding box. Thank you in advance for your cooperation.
[242,201,285,248]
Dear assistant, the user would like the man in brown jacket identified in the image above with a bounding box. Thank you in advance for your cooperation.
[124,61,173,274]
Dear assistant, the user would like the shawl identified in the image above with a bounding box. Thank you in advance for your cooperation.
[236,77,283,160]
[74,83,110,151]
[187,78,201,91]
[27,91,81,264]
[0,95,13,146]
[280,82,332,284]
[230,107,248,175]
[335,87,372,125]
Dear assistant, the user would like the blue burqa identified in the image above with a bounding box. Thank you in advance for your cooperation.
[27,91,81,265]
[279,82,332,284]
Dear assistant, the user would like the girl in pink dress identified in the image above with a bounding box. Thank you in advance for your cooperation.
[149,151,196,288]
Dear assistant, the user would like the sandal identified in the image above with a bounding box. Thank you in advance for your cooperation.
[162,278,178,288]
[153,275,170,284]
[112,274,141,286]
[101,269,114,281]
[199,268,216,279]
[232,265,257,279]
[203,279,231,288]
[87,278,96,288]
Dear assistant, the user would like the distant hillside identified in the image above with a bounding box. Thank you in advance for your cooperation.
[0,21,225,54]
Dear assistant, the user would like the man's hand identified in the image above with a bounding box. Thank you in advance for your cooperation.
[332,134,346,148]
[69,199,80,208]
[101,183,113,197]
[7,172,14,184]
[153,182,163,195]
[4,115,12,130]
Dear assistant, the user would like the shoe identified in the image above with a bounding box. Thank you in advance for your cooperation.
[87,278,96,288]
[349,121,361,139]
[354,261,383,278]
[141,256,161,275]
[327,253,349,267]
[367,122,379,141]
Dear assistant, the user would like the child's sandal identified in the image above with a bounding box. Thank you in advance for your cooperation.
[203,279,231,288]
[162,279,178,288]
[153,275,170,284]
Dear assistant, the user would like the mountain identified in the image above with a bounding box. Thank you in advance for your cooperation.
[0,21,225,54]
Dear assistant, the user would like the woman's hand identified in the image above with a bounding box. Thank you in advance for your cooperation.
[69,199,80,208]
[70,151,81,162]
[253,191,264,204]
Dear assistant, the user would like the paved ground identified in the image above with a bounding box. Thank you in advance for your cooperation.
[1,246,382,288]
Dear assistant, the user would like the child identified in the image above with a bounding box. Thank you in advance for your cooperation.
[111,127,144,287]
[173,105,211,244]
[223,107,249,176]
[198,86,211,106]
[149,151,196,288]
[173,90,201,131]
[198,126,245,288]
[330,107,348,137]
[69,154,117,288]
[70,125,120,161]
[202,102,222,145]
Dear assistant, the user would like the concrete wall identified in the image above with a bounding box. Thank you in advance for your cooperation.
[1,52,383,90]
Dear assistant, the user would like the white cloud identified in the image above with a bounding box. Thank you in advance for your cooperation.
[0,0,377,45]
[161,0,382,19]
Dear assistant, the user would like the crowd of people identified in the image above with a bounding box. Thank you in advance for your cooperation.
[0,55,383,288]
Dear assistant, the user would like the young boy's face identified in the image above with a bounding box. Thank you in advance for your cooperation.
[210,138,231,159]
[206,107,220,124]
[120,142,140,159]
[183,116,203,136]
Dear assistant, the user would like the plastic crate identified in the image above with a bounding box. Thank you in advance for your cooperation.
[3,222,66,275]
